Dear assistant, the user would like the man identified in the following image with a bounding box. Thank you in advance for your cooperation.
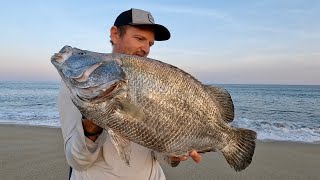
[59,8,201,180]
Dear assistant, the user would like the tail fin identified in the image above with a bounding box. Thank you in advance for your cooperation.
[221,128,257,172]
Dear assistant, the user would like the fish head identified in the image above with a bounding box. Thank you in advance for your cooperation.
[51,45,126,101]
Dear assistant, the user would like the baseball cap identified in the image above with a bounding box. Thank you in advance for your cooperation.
[114,8,170,41]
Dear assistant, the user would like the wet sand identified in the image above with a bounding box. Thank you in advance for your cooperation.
[1,124,319,180]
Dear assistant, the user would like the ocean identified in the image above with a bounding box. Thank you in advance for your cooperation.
[0,81,319,144]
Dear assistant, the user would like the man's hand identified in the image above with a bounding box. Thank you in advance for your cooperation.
[169,150,202,167]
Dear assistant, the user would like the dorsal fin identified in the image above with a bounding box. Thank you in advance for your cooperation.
[205,85,234,123]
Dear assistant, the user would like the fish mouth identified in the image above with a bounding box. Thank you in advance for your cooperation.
[76,80,123,102]
[51,45,73,64]
[93,82,119,100]
[71,63,102,83]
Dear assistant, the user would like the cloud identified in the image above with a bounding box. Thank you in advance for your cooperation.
[157,6,234,22]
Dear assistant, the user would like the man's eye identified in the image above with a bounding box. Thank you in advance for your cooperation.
[136,37,143,41]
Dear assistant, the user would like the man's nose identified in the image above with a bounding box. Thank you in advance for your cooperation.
[141,43,150,56]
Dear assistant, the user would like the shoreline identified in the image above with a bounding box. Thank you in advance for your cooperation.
[1,124,320,180]
[0,122,61,129]
[0,123,319,144]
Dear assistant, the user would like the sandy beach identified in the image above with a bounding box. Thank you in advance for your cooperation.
[1,124,319,180]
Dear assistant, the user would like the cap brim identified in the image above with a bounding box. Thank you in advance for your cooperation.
[129,23,171,41]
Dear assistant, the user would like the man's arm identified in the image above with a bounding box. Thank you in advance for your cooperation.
[58,81,107,170]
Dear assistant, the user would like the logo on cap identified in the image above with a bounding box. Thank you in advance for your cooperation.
[148,14,155,24]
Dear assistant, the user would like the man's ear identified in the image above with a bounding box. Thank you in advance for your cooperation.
[110,26,119,45]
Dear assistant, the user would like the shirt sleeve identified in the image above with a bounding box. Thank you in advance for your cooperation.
[58,81,108,170]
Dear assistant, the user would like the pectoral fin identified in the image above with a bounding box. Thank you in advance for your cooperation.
[205,85,234,123]
[114,97,145,121]
[108,129,131,166]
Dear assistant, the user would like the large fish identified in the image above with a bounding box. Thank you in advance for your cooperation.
[52,45,257,171]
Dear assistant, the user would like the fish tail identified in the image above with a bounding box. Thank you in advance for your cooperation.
[221,128,257,171]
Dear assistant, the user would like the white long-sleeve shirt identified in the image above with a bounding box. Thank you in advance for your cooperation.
[58,81,166,180]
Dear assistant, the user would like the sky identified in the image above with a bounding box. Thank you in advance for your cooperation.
[0,0,319,85]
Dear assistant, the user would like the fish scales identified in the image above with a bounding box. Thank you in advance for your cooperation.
[122,57,226,149]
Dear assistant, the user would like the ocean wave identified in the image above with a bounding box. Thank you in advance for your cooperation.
[232,117,320,143]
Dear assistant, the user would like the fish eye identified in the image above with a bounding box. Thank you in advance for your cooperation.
[78,51,86,55]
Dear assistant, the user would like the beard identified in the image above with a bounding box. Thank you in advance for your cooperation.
[133,50,147,57]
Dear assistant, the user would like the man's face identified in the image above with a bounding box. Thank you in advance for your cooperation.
[111,25,155,57]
